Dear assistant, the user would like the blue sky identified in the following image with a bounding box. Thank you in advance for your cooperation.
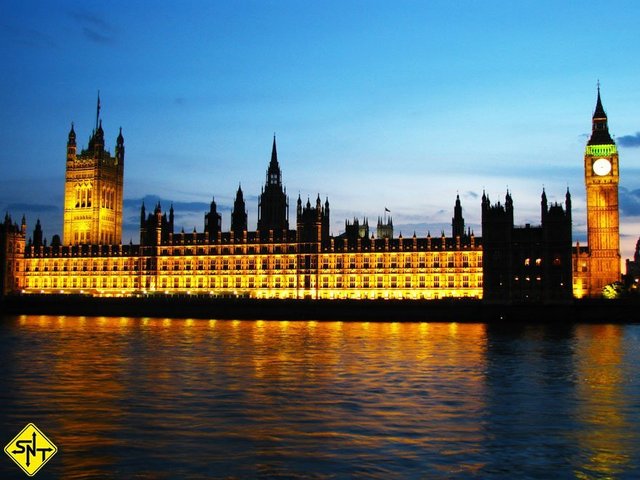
[1,0,640,262]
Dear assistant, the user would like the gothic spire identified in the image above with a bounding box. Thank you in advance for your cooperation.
[68,122,76,144]
[593,82,606,120]
[265,135,282,187]
[231,184,248,236]
[588,84,614,145]
[270,134,278,165]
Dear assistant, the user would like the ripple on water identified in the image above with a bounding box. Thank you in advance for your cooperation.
[1,317,639,478]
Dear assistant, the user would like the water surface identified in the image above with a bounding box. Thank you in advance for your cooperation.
[1,316,639,478]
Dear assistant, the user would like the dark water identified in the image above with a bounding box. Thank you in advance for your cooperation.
[1,316,639,479]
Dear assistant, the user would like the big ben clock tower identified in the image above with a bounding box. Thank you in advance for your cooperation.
[584,86,620,295]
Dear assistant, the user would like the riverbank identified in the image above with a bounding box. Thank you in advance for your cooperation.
[1,294,637,322]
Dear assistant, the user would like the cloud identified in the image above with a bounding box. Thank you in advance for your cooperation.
[620,187,640,216]
[1,23,57,48]
[395,222,446,237]
[68,10,115,44]
[464,191,479,200]
[5,203,59,213]
[124,195,230,213]
[82,28,113,44]
[617,133,640,148]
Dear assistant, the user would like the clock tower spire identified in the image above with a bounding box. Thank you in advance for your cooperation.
[583,85,620,296]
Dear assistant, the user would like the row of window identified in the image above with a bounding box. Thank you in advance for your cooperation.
[160,245,298,256]
[26,254,481,271]
[74,185,117,210]
[25,274,482,290]
[26,276,138,289]
[26,259,138,272]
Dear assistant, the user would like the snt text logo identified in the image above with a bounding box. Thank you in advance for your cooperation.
[4,423,57,476]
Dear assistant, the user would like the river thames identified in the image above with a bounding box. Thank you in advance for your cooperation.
[1,315,639,479]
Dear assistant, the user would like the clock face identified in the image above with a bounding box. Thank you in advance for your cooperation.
[593,158,612,176]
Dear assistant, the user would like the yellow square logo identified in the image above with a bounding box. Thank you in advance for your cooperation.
[4,423,58,477]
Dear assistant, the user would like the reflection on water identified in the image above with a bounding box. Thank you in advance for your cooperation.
[573,325,637,478]
[0,316,639,478]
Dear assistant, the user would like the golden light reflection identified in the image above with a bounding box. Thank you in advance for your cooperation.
[573,325,631,477]
[7,316,637,478]
[419,322,429,335]
[449,322,458,335]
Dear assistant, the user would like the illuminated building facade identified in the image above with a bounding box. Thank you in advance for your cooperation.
[18,200,483,300]
[4,92,622,301]
[63,95,124,246]
[14,131,484,299]
[573,87,621,298]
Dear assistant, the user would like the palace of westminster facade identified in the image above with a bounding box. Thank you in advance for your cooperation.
[0,90,622,300]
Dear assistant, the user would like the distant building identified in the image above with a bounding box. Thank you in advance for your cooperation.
[482,189,573,302]
[625,237,640,287]
[342,217,370,241]
[376,214,393,239]
[0,214,26,297]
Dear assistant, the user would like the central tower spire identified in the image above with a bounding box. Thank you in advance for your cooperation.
[267,135,282,186]
[258,135,289,237]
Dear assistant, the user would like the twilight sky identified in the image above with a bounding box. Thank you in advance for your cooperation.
[1,0,640,263]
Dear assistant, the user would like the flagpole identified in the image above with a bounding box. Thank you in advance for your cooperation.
[96,90,101,131]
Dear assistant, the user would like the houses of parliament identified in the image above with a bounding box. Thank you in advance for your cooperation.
[0,90,624,301]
